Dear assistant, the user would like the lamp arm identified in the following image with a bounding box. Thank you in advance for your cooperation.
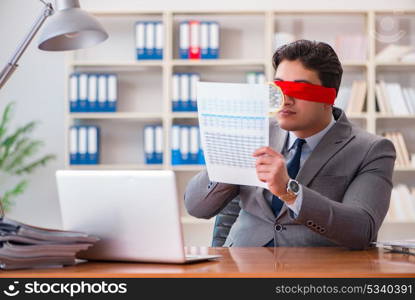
[0,1,54,90]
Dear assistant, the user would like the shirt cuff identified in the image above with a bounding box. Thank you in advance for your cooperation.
[286,184,303,218]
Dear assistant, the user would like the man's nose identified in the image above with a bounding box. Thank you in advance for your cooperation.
[283,95,295,105]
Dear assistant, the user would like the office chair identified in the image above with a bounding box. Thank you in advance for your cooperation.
[211,196,241,247]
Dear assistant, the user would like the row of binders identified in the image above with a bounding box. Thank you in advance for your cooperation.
[172,125,205,165]
[383,131,414,168]
[69,73,117,113]
[386,184,415,223]
[70,126,100,165]
[144,125,163,164]
[376,81,415,115]
[180,21,220,59]
[172,73,200,112]
[0,217,98,270]
[143,125,206,165]
[135,21,163,60]
[335,80,367,114]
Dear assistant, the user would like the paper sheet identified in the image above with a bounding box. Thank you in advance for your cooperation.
[197,82,269,188]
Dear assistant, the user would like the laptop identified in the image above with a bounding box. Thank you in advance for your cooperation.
[56,170,221,263]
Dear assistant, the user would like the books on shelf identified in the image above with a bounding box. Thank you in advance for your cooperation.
[246,72,265,84]
[335,34,367,61]
[135,21,163,60]
[69,73,117,113]
[384,184,415,223]
[144,125,163,164]
[375,81,415,115]
[336,80,366,114]
[172,73,200,112]
[0,217,98,270]
[179,21,219,59]
[171,125,205,165]
[375,44,414,63]
[70,126,100,165]
[383,131,412,167]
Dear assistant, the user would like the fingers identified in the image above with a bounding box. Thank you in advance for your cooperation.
[252,146,283,158]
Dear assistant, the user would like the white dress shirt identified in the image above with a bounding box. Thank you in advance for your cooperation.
[283,115,336,217]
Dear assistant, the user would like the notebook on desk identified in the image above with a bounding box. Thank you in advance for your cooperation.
[374,240,415,255]
[56,170,221,264]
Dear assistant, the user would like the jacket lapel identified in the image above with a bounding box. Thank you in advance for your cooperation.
[276,108,355,220]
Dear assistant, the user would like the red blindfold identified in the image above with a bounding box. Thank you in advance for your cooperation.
[273,81,337,105]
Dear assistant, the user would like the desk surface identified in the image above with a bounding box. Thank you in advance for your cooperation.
[1,247,415,278]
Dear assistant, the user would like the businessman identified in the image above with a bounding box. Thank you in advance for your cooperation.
[184,40,396,249]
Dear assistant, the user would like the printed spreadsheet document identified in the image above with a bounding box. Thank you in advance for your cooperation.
[197,82,269,188]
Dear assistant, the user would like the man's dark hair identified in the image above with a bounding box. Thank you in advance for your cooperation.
[272,39,343,95]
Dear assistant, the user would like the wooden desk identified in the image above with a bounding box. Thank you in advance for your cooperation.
[1,247,415,278]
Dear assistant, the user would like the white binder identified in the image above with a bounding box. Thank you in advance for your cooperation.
[155,22,163,57]
[97,74,107,111]
[180,74,190,107]
[180,126,189,160]
[69,126,78,164]
[69,74,78,112]
[190,126,199,160]
[78,73,88,111]
[180,22,190,58]
[144,126,155,161]
[87,74,97,111]
[172,74,180,110]
[209,22,219,58]
[145,22,155,56]
[155,125,163,161]
[190,73,200,109]
[78,126,88,163]
[136,22,145,58]
[107,74,117,111]
[200,22,209,57]
[87,126,98,157]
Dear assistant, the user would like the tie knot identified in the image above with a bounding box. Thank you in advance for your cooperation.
[294,138,306,149]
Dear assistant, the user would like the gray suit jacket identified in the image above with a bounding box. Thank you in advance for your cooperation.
[184,107,396,249]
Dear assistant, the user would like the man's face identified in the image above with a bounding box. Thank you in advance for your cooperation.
[274,59,331,133]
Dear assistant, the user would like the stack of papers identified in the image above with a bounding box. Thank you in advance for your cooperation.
[0,218,98,270]
[374,240,415,255]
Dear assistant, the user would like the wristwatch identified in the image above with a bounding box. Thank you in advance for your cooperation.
[278,179,300,204]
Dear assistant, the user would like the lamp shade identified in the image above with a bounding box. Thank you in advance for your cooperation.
[38,4,108,51]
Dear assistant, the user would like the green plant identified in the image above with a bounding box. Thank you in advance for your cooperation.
[0,102,55,212]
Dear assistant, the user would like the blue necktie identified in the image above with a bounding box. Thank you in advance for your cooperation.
[266,138,306,247]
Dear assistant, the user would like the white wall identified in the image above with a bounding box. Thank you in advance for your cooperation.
[0,0,414,229]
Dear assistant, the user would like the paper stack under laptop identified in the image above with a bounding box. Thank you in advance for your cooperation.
[0,217,99,270]
[374,239,415,255]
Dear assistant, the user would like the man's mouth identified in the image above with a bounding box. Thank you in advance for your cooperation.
[279,109,296,116]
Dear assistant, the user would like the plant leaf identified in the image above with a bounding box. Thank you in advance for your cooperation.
[14,154,56,175]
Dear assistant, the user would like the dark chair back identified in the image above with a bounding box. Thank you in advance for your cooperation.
[211,196,241,247]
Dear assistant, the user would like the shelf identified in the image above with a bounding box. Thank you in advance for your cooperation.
[375,114,415,119]
[394,166,415,172]
[172,112,198,119]
[172,59,266,66]
[347,113,369,119]
[69,112,164,120]
[68,164,164,170]
[70,61,163,67]
[375,61,415,67]
[181,216,214,225]
[171,165,205,172]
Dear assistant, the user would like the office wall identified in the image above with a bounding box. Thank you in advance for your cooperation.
[0,0,414,229]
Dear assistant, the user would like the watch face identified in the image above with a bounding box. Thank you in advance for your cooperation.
[289,180,300,193]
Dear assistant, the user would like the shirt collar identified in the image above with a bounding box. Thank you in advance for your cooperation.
[287,114,336,152]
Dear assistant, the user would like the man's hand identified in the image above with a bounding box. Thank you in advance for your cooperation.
[253,146,290,200]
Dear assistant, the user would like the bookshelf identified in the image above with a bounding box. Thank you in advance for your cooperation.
[64,10,415,246]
